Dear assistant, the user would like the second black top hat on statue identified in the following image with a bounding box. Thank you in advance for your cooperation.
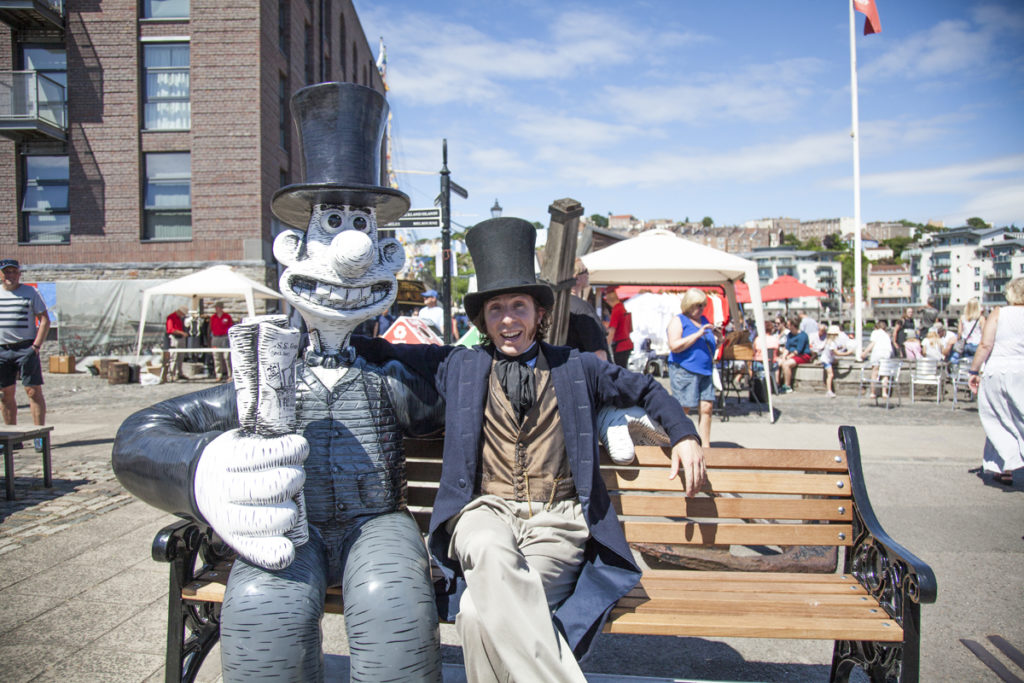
[464,217,554,321]
[272,82,410,229]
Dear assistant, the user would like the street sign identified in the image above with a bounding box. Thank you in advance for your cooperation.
[385,207,442,229]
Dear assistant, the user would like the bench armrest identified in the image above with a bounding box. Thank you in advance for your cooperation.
[839,425,938,609]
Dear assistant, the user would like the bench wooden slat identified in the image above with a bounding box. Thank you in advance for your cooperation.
[612,495,853,521]
[623,588,875,605]
[620,597,887,619]
[608,446,849,471]
[637,577,868,596]
[641,569,859,583]
[604,611,903,641]
[605,470,852,496]
[622,521,852,546]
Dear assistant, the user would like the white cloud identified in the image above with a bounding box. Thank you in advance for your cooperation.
[861,4,1024,81]
[366,7,710,107]
[604,58,827,126]
[857,155,1024,196]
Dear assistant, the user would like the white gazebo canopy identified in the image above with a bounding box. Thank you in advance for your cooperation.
[134,264,283,356]
[581,229,774,422]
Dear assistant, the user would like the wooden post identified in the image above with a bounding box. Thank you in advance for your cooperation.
[541,198,584,346]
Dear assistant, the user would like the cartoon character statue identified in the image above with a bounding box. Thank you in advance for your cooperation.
[113,82,442,682]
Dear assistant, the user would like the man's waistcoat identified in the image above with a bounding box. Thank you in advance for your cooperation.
[478,353,576,504]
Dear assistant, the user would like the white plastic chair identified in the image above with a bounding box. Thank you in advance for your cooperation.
[910,358,945,404]
[858,358,902,409]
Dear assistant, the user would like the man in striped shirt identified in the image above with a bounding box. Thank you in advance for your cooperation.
[0,259,49,434]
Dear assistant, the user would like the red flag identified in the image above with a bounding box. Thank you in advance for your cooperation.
[853,0,882,35]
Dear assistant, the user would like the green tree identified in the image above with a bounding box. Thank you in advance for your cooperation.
[782,233,802,247]
[803,237,822,251]
[881,236,913,260]
[838,251,871,296]
[966,216,989,229]
[701,216,714,228]
[532,221,544,232]
[590,214,609,228]
[822,232,845,250]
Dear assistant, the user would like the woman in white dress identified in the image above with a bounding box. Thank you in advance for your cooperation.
[968,278,1024,485]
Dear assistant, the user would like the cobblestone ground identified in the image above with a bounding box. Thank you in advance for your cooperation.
[0,371,210,554]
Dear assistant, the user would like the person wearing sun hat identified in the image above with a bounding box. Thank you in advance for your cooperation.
[353,216,706,681]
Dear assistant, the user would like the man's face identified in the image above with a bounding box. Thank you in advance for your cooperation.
[484,293,542,357]
[423,295,437,307]
[1,266,19,290]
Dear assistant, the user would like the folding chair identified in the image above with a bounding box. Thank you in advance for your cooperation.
[910,358,945,404]
[950,362,974,410]
[858,358,902,409]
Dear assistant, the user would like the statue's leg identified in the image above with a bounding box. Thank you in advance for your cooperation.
[220,532,328,682]
[342,511,441,683]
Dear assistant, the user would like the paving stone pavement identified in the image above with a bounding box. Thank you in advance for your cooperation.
[0,370,1020,681]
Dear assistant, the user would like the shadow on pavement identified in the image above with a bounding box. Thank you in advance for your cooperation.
[0,475,91,522]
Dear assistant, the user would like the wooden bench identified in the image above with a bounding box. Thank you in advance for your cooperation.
[152,425,935,682]
[0,425,54,500]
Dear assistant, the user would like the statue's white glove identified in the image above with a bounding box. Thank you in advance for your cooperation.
[597,405,670,465]
[194,429,309,570]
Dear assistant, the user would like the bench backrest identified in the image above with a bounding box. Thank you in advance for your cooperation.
[404,439,854,559]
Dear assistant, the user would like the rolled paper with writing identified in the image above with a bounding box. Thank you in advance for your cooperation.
[228,315,308,548]
[229,315,300,437]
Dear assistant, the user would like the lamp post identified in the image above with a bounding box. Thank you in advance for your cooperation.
[490,199,502,219]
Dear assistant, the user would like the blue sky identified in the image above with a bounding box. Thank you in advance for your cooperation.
[355,1,1024,233]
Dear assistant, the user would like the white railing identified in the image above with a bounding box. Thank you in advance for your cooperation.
[0,71,66,129]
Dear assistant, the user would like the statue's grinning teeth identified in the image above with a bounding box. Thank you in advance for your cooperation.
[291,278,390,310]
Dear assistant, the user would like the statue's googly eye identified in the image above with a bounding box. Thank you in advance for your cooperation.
[320,210,344,231]
[352,215,368,231]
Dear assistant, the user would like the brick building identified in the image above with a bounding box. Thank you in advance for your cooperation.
[0,0,384,290]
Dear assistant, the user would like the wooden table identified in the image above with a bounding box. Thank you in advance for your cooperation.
[1,425,54,500]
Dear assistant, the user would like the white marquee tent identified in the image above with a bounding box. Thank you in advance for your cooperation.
[134,264,283,357]
[580,229,774,422]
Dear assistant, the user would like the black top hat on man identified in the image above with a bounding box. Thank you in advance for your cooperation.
[464,217,554,321]
[272,82,410,229]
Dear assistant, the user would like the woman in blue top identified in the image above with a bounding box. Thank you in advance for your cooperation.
[666,288,721,446]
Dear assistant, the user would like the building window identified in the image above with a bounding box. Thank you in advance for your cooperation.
[142,0,189,19]
[339,16,346,80]
[143,152,191,241]
[22,155,70,244]
[278,0,289,57]
[304,22,314,84]
[352,43,358,83]
[22,45,66,126]
[279,75,290,151]
[974,282,980,291]
[143,43,190,130]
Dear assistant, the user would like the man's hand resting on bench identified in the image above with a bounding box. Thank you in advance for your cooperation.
[194,429,310,570]
[669,436,706,497]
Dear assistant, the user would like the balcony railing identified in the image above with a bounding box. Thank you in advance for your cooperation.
[0,71,66,141]
[0,1,64,31]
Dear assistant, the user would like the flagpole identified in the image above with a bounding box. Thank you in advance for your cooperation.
[849,0,864,353]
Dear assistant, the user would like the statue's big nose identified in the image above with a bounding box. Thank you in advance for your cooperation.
[331,230,375,278]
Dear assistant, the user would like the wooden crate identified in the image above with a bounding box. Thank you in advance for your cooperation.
[48,355,76,373]
[108,362,133,385]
